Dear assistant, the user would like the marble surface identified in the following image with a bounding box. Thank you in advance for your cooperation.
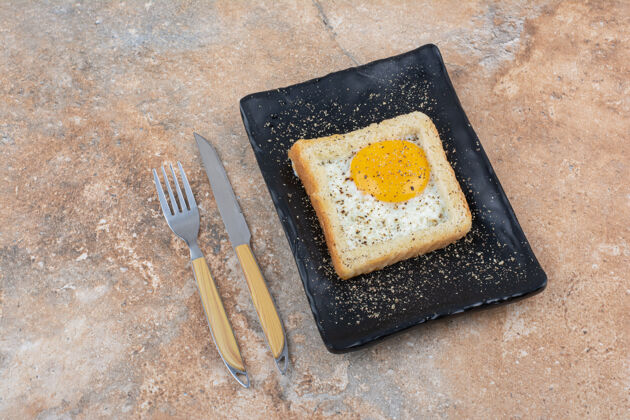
[0,1,628,418]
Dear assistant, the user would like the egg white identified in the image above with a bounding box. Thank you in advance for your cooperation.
[319,137,447,249]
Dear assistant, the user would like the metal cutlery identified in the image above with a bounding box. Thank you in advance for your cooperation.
[152,162,249,388]
[195,133,289,373]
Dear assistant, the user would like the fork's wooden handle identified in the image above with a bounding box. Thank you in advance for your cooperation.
[191,257,245,372]
[235,244,286,360]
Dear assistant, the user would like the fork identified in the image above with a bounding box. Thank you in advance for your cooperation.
[152,162,249,388]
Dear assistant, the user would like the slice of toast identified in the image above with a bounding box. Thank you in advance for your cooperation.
[288,111,472,279]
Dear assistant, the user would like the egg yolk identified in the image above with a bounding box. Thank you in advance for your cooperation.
[350,140,430,202]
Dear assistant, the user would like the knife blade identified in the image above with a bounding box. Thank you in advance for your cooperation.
[195,133,251,247]
[195,132,289,374]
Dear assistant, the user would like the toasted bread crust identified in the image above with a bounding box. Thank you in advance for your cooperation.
[288,112,472,279]
[288,137,349,277]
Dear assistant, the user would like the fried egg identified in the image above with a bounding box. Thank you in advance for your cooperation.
[320,135,447,249]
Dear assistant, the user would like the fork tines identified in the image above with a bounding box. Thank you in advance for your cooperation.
[152,162,197,217]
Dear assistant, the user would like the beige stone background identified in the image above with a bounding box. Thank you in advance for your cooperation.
[0,0,628,418]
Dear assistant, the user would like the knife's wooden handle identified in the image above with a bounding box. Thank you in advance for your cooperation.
[235,244,286,360]
[191,257,245,372]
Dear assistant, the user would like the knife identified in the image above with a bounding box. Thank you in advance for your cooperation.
[195,133,289,373]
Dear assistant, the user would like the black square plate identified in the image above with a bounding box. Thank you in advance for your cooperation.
[239,44,546,353]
